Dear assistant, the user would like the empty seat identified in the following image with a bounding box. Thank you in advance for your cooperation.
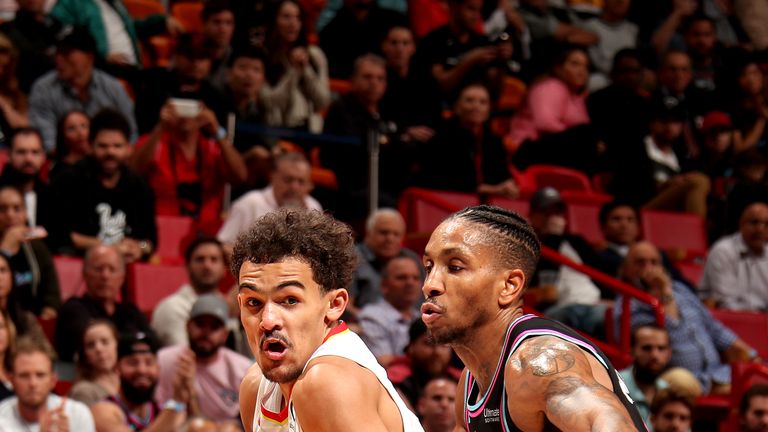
[171,2,204,33]
[124,0,165,18]
[641,209,708,259]
[127,263,189,315]
[155,215,195,264]
[53,256,85,301]
[566,203,604,246]
[488,197,529,217]
[710,309,768,359]
[523,164,593,192]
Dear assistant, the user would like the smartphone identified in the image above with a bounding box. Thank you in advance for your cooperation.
[169,98,202,118]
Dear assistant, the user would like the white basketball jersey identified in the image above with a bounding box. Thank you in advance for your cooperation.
[253,322,424,432]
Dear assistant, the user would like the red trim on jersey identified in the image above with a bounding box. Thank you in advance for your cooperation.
[261,401,289,423]
[322,321,348,343]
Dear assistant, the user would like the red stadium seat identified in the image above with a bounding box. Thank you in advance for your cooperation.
[127,262,189,315]
[487,197,529,218]
[37,317,56,345]
[53,256,85,301]
[710,309,768,359]
[155,215,195,265]
[124,0,165,17]
[675,260,704,289]
[398,188,478,233]
[523,164,593,192]
[566,203,604,246]
[171,2,204,33]
[640,209,708,260]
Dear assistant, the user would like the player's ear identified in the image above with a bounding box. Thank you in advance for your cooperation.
[325,288,348,322]
[499,269,525,307]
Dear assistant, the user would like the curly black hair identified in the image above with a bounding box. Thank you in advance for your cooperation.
[231,209,358,293]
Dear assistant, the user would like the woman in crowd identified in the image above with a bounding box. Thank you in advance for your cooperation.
[0,185,60,318]
[50,110,91,182]
[0,33,28,134]
[0,308,16,401]
[725,55,768,152]
[260,0,331,133]
[69,319,120,406]
[0,252,44,342]
[509,45,602,174]
[415,83,519,199]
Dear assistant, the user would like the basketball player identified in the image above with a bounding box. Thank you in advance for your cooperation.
[235,209,424,431]
[421,205,647,431]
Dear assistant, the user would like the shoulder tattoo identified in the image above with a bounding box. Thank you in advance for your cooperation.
[520,338,576,377]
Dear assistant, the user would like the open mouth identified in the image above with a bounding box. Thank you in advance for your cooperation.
[421,302,444,324]
[261,338,288,361]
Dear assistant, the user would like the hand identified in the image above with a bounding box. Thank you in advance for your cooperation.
[673,0,698,16]
[496,42,514,61]
[640,266,673,300]
[566,28,599,46]
[403,126,434,142]
[465,46,498,66]
[117,238,142,263]
[289,46,309,70]
[0,225,32,254]
[106,52,132,66]
[39,398,69,432]
[166,16,184,36]
[157,102,180,132]
[172,348,197,403]
[496,179,520,198]
[196,105,220,137]
[40,307,58,320]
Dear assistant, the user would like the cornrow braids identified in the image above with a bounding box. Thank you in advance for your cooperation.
[449,205,540,286]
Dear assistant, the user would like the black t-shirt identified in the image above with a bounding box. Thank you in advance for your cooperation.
[53,158,157,252]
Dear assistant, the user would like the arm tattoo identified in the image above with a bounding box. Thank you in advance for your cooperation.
[520,338,576,377]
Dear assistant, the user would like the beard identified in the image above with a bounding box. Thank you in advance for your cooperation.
[121,377,158,405]
[262,364,304,384]
[634,365,663,385]
[190,338,220,360]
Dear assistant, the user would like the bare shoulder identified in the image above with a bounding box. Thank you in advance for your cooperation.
[239,362,263,432]
[294,356,377,402]
[506,335,584,381]
[91,400,130,432]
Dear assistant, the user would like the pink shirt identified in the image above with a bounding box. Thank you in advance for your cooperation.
[155,344,252,422]
[508,77,590,144]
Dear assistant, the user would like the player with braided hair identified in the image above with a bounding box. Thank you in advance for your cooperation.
[421,205,647,431]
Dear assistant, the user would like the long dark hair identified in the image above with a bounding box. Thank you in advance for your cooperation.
[55,110,89,160]
[0,253,27,336]
[263,0,309,85]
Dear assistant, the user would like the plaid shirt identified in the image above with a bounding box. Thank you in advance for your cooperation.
[615,281,737,393]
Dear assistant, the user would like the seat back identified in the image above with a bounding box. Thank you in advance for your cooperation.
[566,203,604,246]
[524,164,593,192]
[398,188,478,233]
[675,260,704,289]
[487,197,530,218]
[127,263,189,315]
[710,309,768,359]
[124,0,165,18]
[171,2,204,33]
[53,256,85,302]
[155,215,195,264]
[640,209,708,259]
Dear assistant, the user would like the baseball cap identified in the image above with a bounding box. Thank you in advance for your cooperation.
[529,187,566,214]
[118,331,159,359]
[189,294,229,324]
[56,27,97,55]
[700,111,733,134]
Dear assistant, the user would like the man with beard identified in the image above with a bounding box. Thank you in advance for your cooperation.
[618,324,673,426]
[421,205,647,431]
[217,152,321,254]
[155,294,252,424]
[0,127,54,234]
[741,384,768,432]
[52,108,156,261]
[0,337,95,431]
[152,237,229,346]
[91,331,193,431]
[236,209,423,431]
[649,389,693,432]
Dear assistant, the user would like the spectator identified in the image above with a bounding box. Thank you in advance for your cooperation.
[386,319,461,408]
[726,150,768,233]
[415,0,514,102]
[517,0,598,55]
[417,376,457,432]
[611,102,710,218]
[91,331,194,431]
[202,0,237,89]
[0,185,60,318]
[580,0,638,90]
[55,245,155,362]
[69,319,119,406]
[217,152,321,249]
[700,202,768,310]
[151,237,228,347]
[359,255,423,366]
[348,208,421,313]
[261,0,331,132]
[734,0,768,51]
[616,241,759,394]
[319,0,407,79]
[693,110,741,178]
[217,45,272,191]
[0,128,54,235]
[649,388,694,432]
[649,0,698,55]
[321,54,405,223]
[50,0,180,74]
[155,294,252,424]
[415,83,519,199]
[681,14,723,92]
[28,27,137,153]
[0,253,45,343]
[0,337,96,431]
[0,33,30,135]
[53,109,156,261]
[618,324,673,425]
[510,45,601,175]
[741,384,768,432]
[0,308,15,401]
[587,49,651,164]
[134,32,228,135]
[50,110,91,182]
[0,0,64,93]
[132,97,246,235]
[725,55,768,152]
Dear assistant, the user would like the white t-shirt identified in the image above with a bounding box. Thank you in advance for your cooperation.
[0,394,95,432]
[95,0,138,65]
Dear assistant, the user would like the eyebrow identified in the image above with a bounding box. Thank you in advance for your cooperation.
[238,279,307,293]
